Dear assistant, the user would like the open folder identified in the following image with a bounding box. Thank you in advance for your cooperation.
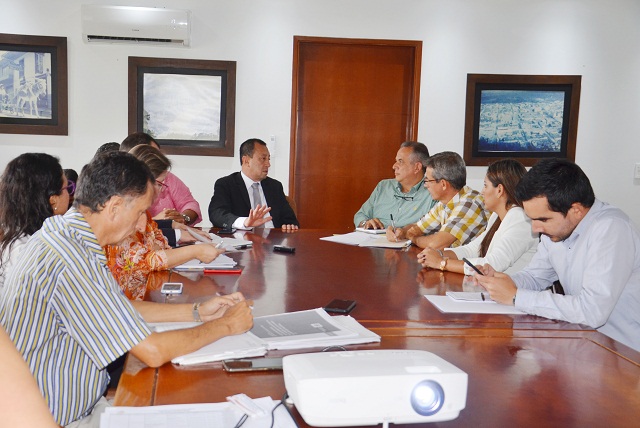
[151,308,380,365]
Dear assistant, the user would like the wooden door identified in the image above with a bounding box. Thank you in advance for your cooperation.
[290,36,422,230]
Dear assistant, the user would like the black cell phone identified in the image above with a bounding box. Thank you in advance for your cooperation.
[222,357,283,372]
[462,258,484,276]
[324,299,357,314]
[218,227,236,235]
[273,245,295,253]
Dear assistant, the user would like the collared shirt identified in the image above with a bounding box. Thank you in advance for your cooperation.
[149,171,203,225]
[354,179,436,228]
[415,185,488,247]
[511,199,640,351]
[0,208,151,425]
[233,171,275,229]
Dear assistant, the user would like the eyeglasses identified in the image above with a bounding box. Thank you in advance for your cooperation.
[394,194,415,201]
[62,180,75,196]
[155,180,168,191]
[424,178,440,184]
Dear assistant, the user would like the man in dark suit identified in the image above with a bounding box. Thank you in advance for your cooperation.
[208,138,299,230]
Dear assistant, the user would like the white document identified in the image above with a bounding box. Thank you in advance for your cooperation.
[249,308,380,350]
[321,232,410,249]
[446,291,491,302]
[425,295,525,315]
[100,397,296,428]
[355,227,387,234]
[173,254,237,271]
[320,231,378,246]
[358,236,411,249]
[156,309,380,365]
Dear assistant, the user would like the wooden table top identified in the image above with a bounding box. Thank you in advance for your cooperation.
[115,229,640,427]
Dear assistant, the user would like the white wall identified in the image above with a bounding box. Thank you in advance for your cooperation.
[2,0,639,226]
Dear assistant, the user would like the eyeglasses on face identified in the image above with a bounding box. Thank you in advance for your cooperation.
[62,180,76,196]
[155,179,168,191]
[424,178,440,184]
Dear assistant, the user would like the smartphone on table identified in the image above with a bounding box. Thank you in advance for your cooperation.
[324,299,357,314]
[160,282,183,294]
[222,357,283,372]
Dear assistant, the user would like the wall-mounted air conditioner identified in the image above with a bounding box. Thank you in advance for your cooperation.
[81,5,191,47]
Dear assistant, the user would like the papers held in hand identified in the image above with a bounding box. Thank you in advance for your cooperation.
[151,308,380,366]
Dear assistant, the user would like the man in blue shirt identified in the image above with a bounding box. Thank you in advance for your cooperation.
[354,141,436,229]
[477,159,640,351]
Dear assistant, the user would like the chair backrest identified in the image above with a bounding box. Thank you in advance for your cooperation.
[286,195,297,216]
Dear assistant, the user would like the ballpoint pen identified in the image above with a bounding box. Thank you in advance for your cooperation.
[390,214,398,242]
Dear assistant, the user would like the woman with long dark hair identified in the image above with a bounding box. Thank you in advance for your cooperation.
[417,159,538,275]
[0,153,72,288]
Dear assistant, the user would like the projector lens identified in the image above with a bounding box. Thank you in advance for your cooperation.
[410,380,444,416]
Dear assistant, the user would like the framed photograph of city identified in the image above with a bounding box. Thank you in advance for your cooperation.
[463,74,581,167]
[0,33,68,135]
[128,56,236,157]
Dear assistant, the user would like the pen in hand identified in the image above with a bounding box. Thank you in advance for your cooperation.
[390,214,398,242]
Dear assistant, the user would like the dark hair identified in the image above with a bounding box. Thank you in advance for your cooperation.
[63,168,78,183]
[239,138,267,166]
[0,153,63,262]
[400,141,430,174]
[129,145,171,179]
[95,142,120,156]
[479,159,528,257]
[515,158,595,215]
[120,132,157,153]
[424,151,466,190]
[75,151,154,213]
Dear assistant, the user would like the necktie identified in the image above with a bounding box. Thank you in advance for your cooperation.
[252,182,262,209]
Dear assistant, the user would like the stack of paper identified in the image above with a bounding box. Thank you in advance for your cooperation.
[173,254,237,271]
[152,308,380,366]
[187,228,253,251]
[100,397,296,428]
[425,293,525,315]
[355,227,387,234]
[321,231,411,249]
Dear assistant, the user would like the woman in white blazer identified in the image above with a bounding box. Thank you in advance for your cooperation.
[417,159,538,275]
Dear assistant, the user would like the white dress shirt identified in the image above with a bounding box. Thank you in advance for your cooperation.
[232,172,275,229]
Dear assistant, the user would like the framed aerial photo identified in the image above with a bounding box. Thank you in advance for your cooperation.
[0,33,68,135]
[463,74,581,167]
[128,56,236,156]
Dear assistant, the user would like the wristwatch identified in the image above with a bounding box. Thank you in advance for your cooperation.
[182,213,192,224]
[439,257,449,271]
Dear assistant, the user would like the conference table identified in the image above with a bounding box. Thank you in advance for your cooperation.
[114,229,640,427]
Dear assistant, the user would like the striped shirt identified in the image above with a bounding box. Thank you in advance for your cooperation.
[0,208,151,425]
[415,185,488,247]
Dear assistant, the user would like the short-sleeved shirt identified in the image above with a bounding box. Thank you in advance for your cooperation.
[0,208,151,425]
[149,171,203,225]
[415,185,488,247]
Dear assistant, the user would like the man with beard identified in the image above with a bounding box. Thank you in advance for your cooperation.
[476,159,640,352]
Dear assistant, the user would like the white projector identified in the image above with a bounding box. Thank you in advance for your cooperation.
[283,350,467,427]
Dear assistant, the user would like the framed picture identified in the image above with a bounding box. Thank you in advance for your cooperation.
[0,33,68,135]
[128,56,236,157]
[463,74,581,167]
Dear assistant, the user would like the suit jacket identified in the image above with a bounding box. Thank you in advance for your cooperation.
[208,172,299,228]
[154,219,177,247]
